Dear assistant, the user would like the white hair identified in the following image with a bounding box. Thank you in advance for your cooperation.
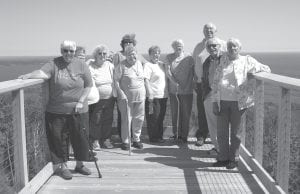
[60,40,76,50]
[171,39,184,48]
[92,44,110,59]
[227,38,242,48]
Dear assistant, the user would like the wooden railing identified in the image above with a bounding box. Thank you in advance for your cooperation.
[0,79,53,194]
[240,72,300,194]
[1,72,299,193]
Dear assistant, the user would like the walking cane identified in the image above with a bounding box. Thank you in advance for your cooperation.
[125,99,132,156]
[175,86,180,142]
[119,98,132,156]
[87,135,102,178]
[77,114,102,178]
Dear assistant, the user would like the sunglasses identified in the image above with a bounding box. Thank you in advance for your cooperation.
[63,49,75,53]
[207,44,219,47]
[98,52,107,55]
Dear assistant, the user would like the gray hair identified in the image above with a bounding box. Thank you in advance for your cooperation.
[227,38,242,48]
[148,45,161,55]
[92,44,110,59]
[171,39,184,49]
[60,40,76,50]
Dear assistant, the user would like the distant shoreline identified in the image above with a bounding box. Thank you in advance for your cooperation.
[0,51,300,58]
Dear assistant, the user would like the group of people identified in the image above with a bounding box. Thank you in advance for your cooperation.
[18,22,271,180]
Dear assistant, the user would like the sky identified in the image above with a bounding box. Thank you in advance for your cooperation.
[0,0,299,56]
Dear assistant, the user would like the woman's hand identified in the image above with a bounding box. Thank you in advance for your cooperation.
[213,102,220,116]
[75,101,84,113]
[118,91,127,101]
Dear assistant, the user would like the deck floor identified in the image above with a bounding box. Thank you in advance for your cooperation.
[37,137,268,194]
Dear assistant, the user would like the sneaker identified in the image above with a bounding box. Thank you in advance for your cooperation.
[212,160,230,167]
[92,141,101,151]
[55,168,73,180]
[75,165,91,175]
[102,139,114,149]
[195,137,205,146]
[132,141,143,149]
[121,143,130,150]
[226,161,239,169]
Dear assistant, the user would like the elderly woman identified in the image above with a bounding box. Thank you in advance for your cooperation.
[211,38,271,169]
[144,46,168,143]
[166,39,194,143]
[75,46,86,61]
[113,34,147,138]
[88,44,116,149]
[114,45,145,150]
[18,40,93,180]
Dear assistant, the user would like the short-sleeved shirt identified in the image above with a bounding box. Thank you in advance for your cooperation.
[144,61,168,98]
[114,60,145,103]
[41,56,93,114]
[88,61,114,99]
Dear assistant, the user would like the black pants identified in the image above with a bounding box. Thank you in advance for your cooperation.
[195,83,209,139]
[145,98,167,141]
[45,112,90,164]
[89,97,115,143]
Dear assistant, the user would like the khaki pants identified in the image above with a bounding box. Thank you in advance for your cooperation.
[118,99,145,143]
[204,95,218,150]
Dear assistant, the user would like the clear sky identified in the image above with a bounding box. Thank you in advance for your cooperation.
[0,0,299,56]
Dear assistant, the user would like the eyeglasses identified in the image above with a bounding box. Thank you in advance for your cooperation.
[207,44,219,47]
[98,52,107,55]
[63,49,75,53]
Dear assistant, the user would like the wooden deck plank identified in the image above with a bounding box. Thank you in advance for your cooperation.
[37,139,268,194]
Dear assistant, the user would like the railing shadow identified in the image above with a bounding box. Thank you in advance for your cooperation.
[132,141,265,194]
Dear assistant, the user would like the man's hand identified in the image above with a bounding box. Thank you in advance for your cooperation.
[213,102,220,116]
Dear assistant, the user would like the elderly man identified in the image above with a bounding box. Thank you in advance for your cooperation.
[201,38,223,155]
[192,23,226,146]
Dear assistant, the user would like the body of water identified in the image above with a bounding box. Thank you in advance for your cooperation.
[0,52,300,82]
[0,52,300,102]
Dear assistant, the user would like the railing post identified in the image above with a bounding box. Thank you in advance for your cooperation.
[254,79,264,164]
[12,89,28,191]
[276,87,291,193]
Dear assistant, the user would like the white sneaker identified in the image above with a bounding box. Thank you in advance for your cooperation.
[92,141,101,151]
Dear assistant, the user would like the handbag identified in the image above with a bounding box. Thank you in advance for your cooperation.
[87,79,100,105]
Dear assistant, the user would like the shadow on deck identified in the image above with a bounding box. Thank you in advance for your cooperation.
[37,136,267,194]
